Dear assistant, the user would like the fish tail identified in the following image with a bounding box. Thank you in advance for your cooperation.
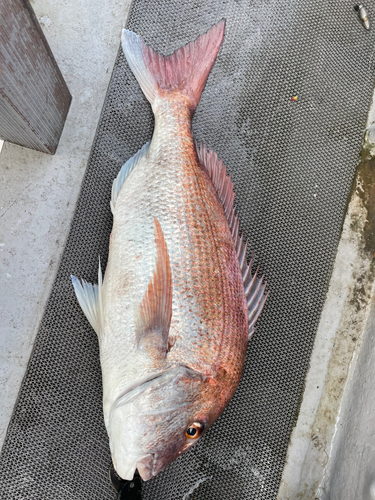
[121,20,225,112]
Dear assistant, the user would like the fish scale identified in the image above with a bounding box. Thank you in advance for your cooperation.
[72,20,267,482]
[109,128,230,374]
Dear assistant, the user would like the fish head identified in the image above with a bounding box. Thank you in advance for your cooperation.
[108,365,217,481]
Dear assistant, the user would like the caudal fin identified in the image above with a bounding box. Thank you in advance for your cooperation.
[121,20,225,111]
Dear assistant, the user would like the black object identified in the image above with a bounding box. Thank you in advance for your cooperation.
[1,0,375,499]
[110,465,142,500]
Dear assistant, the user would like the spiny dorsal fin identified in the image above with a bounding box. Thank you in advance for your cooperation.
[71,259,104,336]
[196,142,269,337]
[136,218,172,356]
[111,142,150,213]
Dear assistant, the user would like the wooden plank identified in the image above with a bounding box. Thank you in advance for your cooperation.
[0,0,72,154]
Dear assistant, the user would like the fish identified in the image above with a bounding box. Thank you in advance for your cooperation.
[71,19,268,482]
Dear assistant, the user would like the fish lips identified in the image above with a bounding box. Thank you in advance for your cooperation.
[112,454,154,481]
[136,454,154,481]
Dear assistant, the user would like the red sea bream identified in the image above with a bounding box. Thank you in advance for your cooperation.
[72,20,268,481]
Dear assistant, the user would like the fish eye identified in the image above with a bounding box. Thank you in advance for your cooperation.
[185,422,204,439]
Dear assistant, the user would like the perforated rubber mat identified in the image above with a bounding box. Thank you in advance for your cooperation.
[1,1,375,499]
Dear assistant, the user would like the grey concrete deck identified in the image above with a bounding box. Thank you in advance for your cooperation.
[0,0,131,447]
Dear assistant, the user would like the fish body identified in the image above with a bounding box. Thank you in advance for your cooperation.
[72,20,267,482]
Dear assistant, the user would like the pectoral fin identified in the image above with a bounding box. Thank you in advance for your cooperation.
[136,218,172,356]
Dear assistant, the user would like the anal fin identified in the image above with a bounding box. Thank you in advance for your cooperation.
[71,260,104,336]
[196,142,268,336]
[136,218,172,356]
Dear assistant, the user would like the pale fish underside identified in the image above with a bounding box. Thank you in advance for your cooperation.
[72,19,268,482]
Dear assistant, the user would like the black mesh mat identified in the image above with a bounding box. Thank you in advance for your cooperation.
[1,1,375,499]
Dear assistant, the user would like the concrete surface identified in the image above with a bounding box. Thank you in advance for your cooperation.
[316,114,375,500]
[319,288,375,500]
[0,0,131,447]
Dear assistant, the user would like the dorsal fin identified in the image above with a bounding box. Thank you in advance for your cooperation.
[196,142,269,337]
[136,218,172,356]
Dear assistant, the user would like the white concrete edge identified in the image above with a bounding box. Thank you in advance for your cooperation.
[0,140,4,153]
[277,90,375,500]
[317,278,375,500]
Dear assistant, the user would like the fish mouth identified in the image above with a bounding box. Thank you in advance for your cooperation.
[112,453,154,481]
[136,454,154,481]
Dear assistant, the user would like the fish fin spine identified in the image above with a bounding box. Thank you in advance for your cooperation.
[136,218,172,355]
[71,259,104,335]
[111,142,150,212]
[196,142,268,334]
[121,20,225,110]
